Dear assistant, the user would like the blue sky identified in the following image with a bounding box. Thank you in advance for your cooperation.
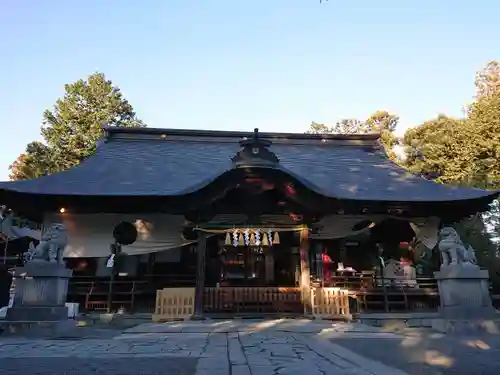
[0,0,498,181]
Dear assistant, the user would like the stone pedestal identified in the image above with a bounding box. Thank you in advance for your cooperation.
[432,265,499,333]
[6,262,73,322]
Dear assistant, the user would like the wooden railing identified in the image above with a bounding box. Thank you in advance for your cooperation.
[67,274,195,312]
[314,275,439,313]
[69,273,440,315]
[203,287,303,315]
[153,287,195,322]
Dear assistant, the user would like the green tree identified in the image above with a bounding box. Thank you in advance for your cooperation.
[306,119,368,134]
[9,72,145,180]
[467,65,500,189]
[365,110,399,155]
[306,111,400,157]
[402,115,476,184]
[400,61,500,276]
[305,121,332,134]
[365,110,399,133]
[401,62,499,189]
[332,119,367,134]
[8,142,56,180]
[475,60,500,99]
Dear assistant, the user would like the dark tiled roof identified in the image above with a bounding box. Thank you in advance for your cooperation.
[0,127,497,202]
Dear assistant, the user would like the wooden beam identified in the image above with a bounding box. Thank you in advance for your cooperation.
[193,232,207,319]
[299,228,312,315]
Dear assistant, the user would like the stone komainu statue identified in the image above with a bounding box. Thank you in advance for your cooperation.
[26,223,68,264]
[438,227,478,268]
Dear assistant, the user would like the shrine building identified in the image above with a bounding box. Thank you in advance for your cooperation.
[0,126,498,317]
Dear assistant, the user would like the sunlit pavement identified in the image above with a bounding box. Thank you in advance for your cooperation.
[334,331,500,375]
[2,319,496,374]
[0,319,433,375]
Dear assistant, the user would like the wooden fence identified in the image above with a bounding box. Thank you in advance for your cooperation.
[311,287,350,318]
[151,286,351,320]
[152,287,195,322]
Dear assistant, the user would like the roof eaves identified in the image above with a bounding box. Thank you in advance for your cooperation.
[101,125,382,142]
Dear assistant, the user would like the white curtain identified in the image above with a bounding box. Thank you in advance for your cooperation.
[0,213,41,241]
[311,215,440,241]
[409,216,440,249]
[44,213,193,258]
[43,213,442,257]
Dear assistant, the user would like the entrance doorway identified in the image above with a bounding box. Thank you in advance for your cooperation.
[202,232,304,316]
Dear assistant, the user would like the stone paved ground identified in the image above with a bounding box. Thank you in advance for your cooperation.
[0,357,197,375]
[0,319,424,375]
[333,330,500,375]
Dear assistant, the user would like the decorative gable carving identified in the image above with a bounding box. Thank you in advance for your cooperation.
[231,128,280,167]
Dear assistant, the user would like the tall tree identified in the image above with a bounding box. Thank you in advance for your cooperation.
[400,61,500,275]
[365,110,399,133]
[401,62,499,189]
[475,60,500,99]
[402,115,476,184]
[306,111,400,157]
[8,142,56,180]
[365,110,399,154]
[305,121,332,134]
[467,63,500,189]
[331,119,367,134]
[306,119,367,134]
[9,72,145,180]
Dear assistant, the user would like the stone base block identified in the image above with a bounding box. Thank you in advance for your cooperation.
[0,319,77,338]
[438,306,498,320]
[435,265,492,312]
[12,263,72,307]
[432,318,500,334]
[6,306,69,321]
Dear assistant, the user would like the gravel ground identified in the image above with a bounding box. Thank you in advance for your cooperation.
[0,357,198,375]
[333,333,500,375]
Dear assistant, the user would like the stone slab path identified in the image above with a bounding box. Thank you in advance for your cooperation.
[0,319,410,375]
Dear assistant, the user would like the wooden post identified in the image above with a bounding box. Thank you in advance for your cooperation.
[107,242,121,313]
[299,228,312,315]
[193,232,207,319]
[314,241,324,287]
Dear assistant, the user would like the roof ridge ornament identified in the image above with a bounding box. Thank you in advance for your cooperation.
[231,128,280,167]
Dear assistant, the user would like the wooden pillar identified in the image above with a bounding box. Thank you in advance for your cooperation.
[314,241,324,287]
[193,232,207,319]
[299,228,312,315]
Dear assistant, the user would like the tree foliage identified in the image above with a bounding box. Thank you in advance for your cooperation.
[306,110,399,156]
[402,115,477,184]
[401,62,499,190]
[399,61,500,274]
[305,61,499,274]
[475,60,500,99]
[9,142,55,181]
[9,72,145,180]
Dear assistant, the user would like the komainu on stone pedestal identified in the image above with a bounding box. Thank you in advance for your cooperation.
[438,227,478,269]
[24,223,67,264]
[6,223,73,323]
[433,227,498,333]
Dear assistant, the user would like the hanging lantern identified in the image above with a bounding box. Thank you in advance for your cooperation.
[273,231,280,245]
[250,231,256,245]
[255,230,261,246]
[238,233,245,246]
[262,233,269,246]
[225,232,231,246]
